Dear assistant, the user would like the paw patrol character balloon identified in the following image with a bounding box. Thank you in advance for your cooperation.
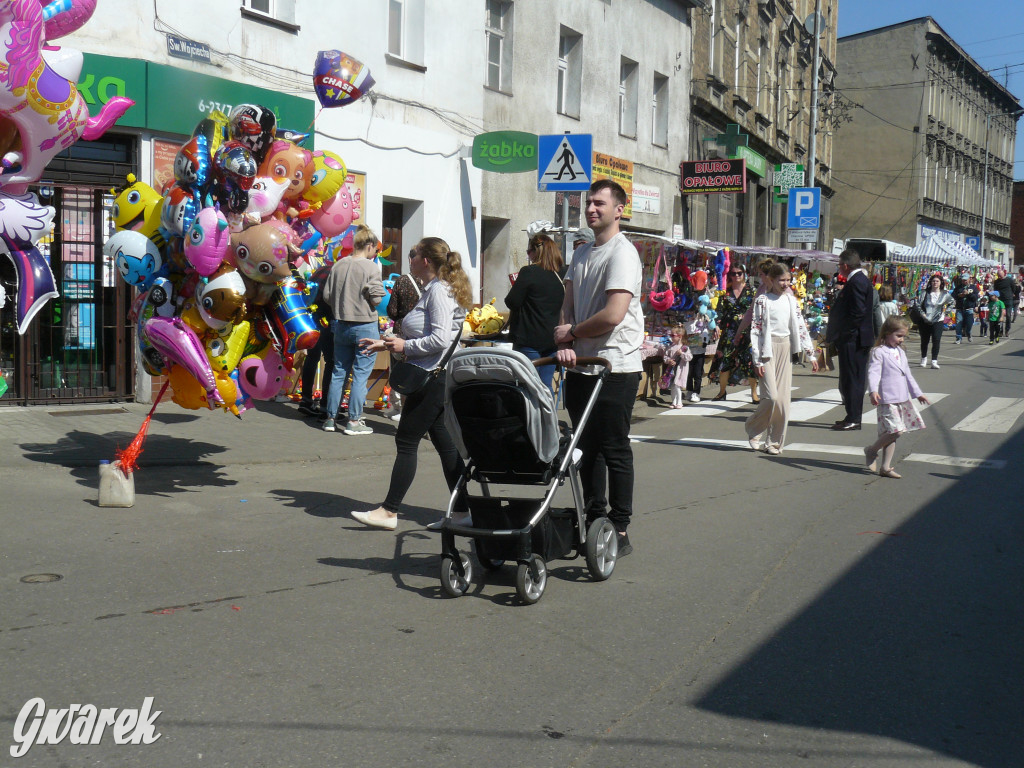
[313,50,376,108]
[259,140,313,203]
[104,229,166,290]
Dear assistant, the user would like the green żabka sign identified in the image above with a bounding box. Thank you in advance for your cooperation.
[472,131,537,173]
[79,53,315,141]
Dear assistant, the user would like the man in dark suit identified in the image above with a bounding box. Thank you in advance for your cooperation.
[825,249,874,430]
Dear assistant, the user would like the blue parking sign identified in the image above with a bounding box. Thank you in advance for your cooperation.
[787,187,821,229]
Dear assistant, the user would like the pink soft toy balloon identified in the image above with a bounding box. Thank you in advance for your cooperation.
[309,184,359,238]
[144,316,224,407]
[185,206,231,276]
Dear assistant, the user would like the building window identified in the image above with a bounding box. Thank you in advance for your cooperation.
[652,72,669,147]
[241,0,297,27]
[387,0,425,67]
[557,27,582,119]
[485,0,513,92]
[619,57,638,138]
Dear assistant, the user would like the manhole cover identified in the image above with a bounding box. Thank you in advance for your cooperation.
[20,573,63,584]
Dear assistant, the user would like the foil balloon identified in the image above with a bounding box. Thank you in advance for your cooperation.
[104,229,166,289]
[0,190,58,334]
[309,184,359,237]
[270,278,319,355]
[237,346,286,400]
[212,140,257,213]
[192,110,229,158]
[228,104,277,166]
[303,150,347,208]
[41,0,97,40]
[196,264,247,327]
[0,0,132,192]
[313,50,375,108]
[205,319,251,375]
[144,315,224,407]
[169,366,240,416]
[111,174,164,239]
[185,205,231,276]
[258,140,313,202]
[245,176,289,223]
[159,183,199,236]
[174,134,212,196]
[230,221,291,284]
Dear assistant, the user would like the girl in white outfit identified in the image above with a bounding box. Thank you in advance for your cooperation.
[663,324,693,409]
[746,264,818,454]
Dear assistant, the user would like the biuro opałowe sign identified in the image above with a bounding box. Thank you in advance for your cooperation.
[679,159,747,195]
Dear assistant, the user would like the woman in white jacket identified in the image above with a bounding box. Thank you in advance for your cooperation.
[745,263,818,455]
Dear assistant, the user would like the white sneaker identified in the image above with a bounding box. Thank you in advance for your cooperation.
[689,392,701,403]
[344,419,373,435]
[953,339,961,345]
[931,360,940,369]
[920,358,928,367]
[390,412,402,422]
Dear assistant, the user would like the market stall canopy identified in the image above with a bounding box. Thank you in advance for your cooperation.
[699,241,839,262]
[900,235,998,267]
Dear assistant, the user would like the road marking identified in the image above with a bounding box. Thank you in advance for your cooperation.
[904,453,1006,469]
[950,397,1024,433]
[656,390,763,417]
[861,392,946,424]
[654,437,1003,469]
[789,388,844,422]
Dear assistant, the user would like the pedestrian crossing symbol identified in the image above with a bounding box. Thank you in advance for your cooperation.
[537,133,592,192]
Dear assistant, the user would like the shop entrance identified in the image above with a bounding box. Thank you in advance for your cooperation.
[0,136,136,405]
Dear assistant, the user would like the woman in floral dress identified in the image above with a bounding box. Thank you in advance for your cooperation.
[710,262,758,401]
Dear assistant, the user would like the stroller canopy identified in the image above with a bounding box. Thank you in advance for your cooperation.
[444,347,560,464]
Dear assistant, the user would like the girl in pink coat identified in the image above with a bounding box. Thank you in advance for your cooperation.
[865,316,930,479]
[664,325,693,409]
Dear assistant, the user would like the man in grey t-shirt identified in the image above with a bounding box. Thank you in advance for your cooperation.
[555,180,643,557]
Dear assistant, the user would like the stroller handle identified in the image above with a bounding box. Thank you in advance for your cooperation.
[533,355,611,371]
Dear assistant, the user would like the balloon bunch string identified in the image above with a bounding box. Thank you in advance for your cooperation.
[116,379,170,475]
[307,107,324,135]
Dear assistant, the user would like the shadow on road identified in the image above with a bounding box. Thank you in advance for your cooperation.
[20,431,236,496]
[695,427,1024,766]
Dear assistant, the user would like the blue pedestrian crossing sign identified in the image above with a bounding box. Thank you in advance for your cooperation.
[787,187,821,229]
[537,134,592,192]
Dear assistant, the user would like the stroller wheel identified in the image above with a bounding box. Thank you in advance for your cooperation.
[440,553,473,597]
[585,517,618,581]
[515,555,547,605]
[474,539,505,571]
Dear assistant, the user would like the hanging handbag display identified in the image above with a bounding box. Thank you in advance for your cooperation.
[389,327,464,396]
[647,246,675,312]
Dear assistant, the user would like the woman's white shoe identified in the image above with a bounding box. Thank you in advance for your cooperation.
[351,509,398,530]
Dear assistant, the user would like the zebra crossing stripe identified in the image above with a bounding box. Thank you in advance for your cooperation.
[860,393,946,424]
[950,397,1024,433]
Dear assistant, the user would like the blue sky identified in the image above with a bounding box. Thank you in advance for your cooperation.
[837,1,1024,179]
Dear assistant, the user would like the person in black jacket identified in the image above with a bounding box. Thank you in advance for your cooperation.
[953,273,978,344]
[993,268,1015,336]
[825,249,875,430]
[505,234,565,389]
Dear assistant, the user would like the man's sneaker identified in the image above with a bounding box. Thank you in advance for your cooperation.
[298,400,318,416]
[689,392,701,403]
[953,339,961,345]
[322,418,336,432]
[920,358,928,367]
[931,360,940,369]
[344,419,372,436]
[390,411,402,422]
[617,533,633,558]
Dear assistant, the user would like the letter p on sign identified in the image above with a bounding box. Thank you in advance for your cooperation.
[787,187,820,229]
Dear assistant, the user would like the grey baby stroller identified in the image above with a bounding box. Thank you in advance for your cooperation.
[436,347,618,604]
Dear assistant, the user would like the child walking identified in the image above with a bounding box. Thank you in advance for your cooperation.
[865,316,929,479]
[987,292,1005,344]
[683,309,710,401]
[978,294,990,337]
[664,324,693,409]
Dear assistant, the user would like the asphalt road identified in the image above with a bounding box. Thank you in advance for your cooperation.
[1,333,1021,767]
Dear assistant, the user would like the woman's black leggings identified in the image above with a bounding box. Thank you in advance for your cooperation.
[919,320,943,360]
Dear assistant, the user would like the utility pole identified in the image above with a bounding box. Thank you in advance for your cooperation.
[805,0,822,250]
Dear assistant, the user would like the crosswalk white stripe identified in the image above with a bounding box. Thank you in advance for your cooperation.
[642,437,1004,470]
[788,388,844,423]
[860,393,946,424]
[951,397,1024,433]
